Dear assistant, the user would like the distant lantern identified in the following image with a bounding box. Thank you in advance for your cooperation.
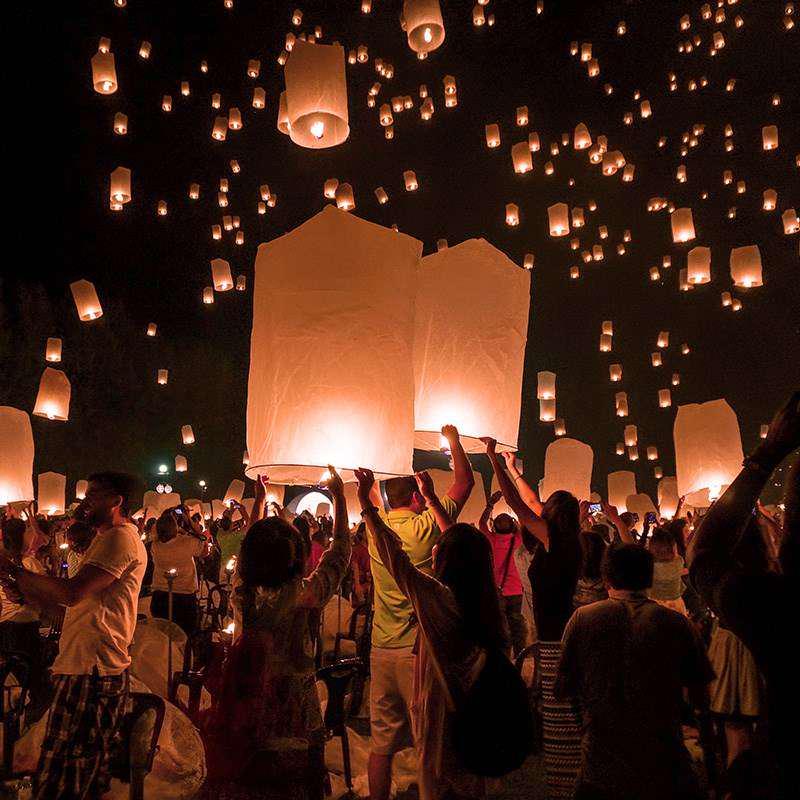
[403,170,419,191]
[640,100,652,118]
[628,447,639,462]
[45,338,62,362]
[672,372,680,386]
[403,0,445,53]
[762,125,779,151]
[548,203,570,236]
[210,116,228,143]
[227,107,242,129]
[721,291,732,307]
[0,407,34,504]
[75,479,88,500]
[253,87,266,108]
[659,389,672,408]
[70,279,103,321]
[608,470,637,512]
[539,399,556,422]
[485,123,500,148]
[379,103,393,126]
[571,207,585,227]
[236,275,247,291]
[580,42,592,61]
[649,267,660,281]
[523,253,534,270]
[528,132,540,152]
[624,425,638,447]
[139,41,151,59]
[109,166,131,208]
[113,112,128,134]
[247,59,260,78]
[600,333,612,352]
[763,189,777,211]
[157,200,168,216]
[157,369,169,385]
[189,183,200,200]
[609,364,622,382]
[211,93,221,109]
[284,40,349,149]
[647,446,658,461]
[671,207,695,243]
[674,398,744,505]
[512,142,533,174]
[203,287,214,304]
[180,81,190,97]
[573,123,591,150]
[782,208,799,234]
[335,182,355,210]
[657,331,669,349]
[615,392,629,418]
[32,367,71,422]
[211,258,234,291]
[323,178,339,199]
[731,299,743,312]
[175,455,188,473]
[615,443,625,456]
[687,246,711,284]
[146,323,157,337]
[38,472,66,516]
[540,438,593,502]
[729,245,763,288]
[651,352,662,367]
[516,106,528,126]
[537,371,556,400]
[374,186,389,204]
[569,266,580,280]
[162,95,172,112]
[760,424,769,440]
[91,51,118,94]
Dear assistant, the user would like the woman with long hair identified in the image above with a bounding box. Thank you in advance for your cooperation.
[355,467,508,800]
[202,467,351,800]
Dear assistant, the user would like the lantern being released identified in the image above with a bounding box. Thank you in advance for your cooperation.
[674,399,744,506]
[413,239,530,453]
[607,470,636,512]
[539,438,593,502]
[403,0,445,53]
[246,206,420,483]
[211,258,234,291]
[0,407,35,505]
[284,41,349,149]
[33,368,71,421]
[729,245,763,288]
[38,472,66,516]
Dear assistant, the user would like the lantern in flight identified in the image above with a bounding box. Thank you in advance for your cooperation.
[658,389,672,408]
[548,203,570,236]
[175,456,187,473]
[92,51,117,94]
[181,425,195,445]
[762,125,778,151]
[670,207,696,243]
[537,371,556,400]
[70,280,103,321]
[539,438,593,502]
[211,258,234,291]
[33,368,71,421]
[110,167,131,208]
[403,0,445,53]
[729,245,763,288]
[512,142,533,174]
[38,472,66,516]
[45,338,62,362]
[687,246,711,284]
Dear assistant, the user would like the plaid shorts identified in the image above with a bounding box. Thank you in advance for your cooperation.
[35,671,130,800]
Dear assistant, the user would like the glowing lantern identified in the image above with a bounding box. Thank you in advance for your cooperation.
[573,123,591,150]
[554,419,566,437]
[139,41,151,59]
[0,407,34,504]
[537,371,556,400]
[247,59,261,78]
[403,0,445,53]
[37,472,66,516]
[763,189,777,211]
[608,470,636,512]
[109,166,131,208]
[175,456,187,473]
[246,206,420,482]
[657,331,669,349]
[505,203,520,226]
[212,116,228,140]
[658,389,672,408]
[687,246,711,284]
[181,425,195,445]
[762,125,779,151]
[649,267,660,281]
[548,203,570,236]
[516,106,528,126]
[113,112,128,135]
[721,291,732,307]
[203,287,214,305]
[523,253,534,270]
[284,41,349,149]
[539,438,593,502]
[70,280,103,321]
[528,132,540,152]
[162,95,172,112]
[404,170,419,191]
[729,245,763,288]
[760,424,769,439]
[671,207,696,243]
[253,87,266,108]
[33,368,71,421]
[609,364,622,382]
[571,207,585,227]
[75,479,88,500]
[485,124,500,148]
[45,338,62,362]
[379,103,393,126]
[374,187,389,204]
[227,107,242,129]
[512,142,533,173]
[624,425,637,447]
[615,443,625,456]
[91,51,117,94]
[157,200,168,216]
[672,373,680,386]
[640,100,652,118]
[782,208,799,234]
[674,398,743,506]
[335,183,355,210]
[539,399,556,422]
[211,258,234,291]
[651,352,662,367]
[658,477,679,518]
[189,183,200,200]
[236,275,247,291]
[157,369,169,386]
[569,266,580,280]
[600,334,612,352]
[647,446,658,462]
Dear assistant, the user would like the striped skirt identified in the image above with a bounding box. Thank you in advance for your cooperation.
[538,641,581,799]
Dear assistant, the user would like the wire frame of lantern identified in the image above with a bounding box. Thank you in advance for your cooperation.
[70,280,103,321]
[45,338,62,362]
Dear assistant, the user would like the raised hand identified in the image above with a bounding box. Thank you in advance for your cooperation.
[488,490,503,506]
[480,436,498,456]
[441,424,460,444]
[322,465,344,496]
[354,467,376,508]
[501,450,519,473]
[414,471,436,502]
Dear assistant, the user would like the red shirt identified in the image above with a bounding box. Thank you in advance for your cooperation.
[489,532,523,597]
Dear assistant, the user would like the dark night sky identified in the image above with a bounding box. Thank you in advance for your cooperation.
[1,0,798,506]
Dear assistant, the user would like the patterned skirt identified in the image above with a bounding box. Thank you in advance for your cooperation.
[538,641,581,799]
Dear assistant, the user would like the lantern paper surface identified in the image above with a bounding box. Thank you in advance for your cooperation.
[70,280,103,321]
[75,479,88,500]
[45,338,62,362]
[33,368,71,421]
[142,490,182,516]
[687,246,711,284]
[729,245,763,288]
[413,238,530,453]
[38,472,66,516]
[657,477,679,518]
[607,470,636,512]
[246,206,420,483]
[403,0,445,53]
[428,468,486,525]
[0,407,35,504]
[674,399,744,501]
[224,479,245,505]
[539,438,593,502]
[625,493,657,531]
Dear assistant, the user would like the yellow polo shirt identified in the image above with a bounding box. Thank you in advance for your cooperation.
[369,495,459,648]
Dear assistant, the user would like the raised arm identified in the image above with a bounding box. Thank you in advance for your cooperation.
[502,451,543,515]
[251,475,267,523]
[479,491,502,536]
[415,472,453,533]
[442,425,475,512]
[601,501,635,544]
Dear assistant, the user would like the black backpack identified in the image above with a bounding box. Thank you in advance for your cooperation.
[450,646,535,777]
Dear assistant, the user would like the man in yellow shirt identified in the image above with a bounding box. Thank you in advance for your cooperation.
[365,424,474,800]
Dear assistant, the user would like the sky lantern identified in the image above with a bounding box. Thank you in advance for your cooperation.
[625,494,656,530]
[512,142,533,173]
[236,275,247,291]
[212,116,228,140]
[658,389,672,408]
[414,239,529,453]
[253,87,266,108]
[156,369,169,385]
[0,408,34,505]
[571,207,585,227]
[113,112,128,134]
[657,477,679,518]
[657,330,669,348]
[548,203,570,236]
[539,438,593,502]
[374,186,389,204]
[404,170,419,191]
[721,291,732,307]
[181,425,195,445]
[609,364,622,382]
[762,125,778,150]
[687,246,711,284]
[763,189,777,210]
[246,206,420,483]
[485,124,500,148]
[608,470,636,512]
[109,166,131,209]
[75,479,88,500]
[335,182,355,210]
[284,41,349,149]
[379,103,393,126]
[670,207,696,243]
[175,455,188,472]
[729,245,763,288]
[38,472,66,516]
[674,398,744,505]
[403,0,445,53]
[33,368,71,421]
[227,107,242,129]
[602,322,613,337]
[70,279,103,321]
[615,392,628,417]
[539,399,556,422]
[211,258,234,291]
[647,446,658,461]
[203,287,214,305]
[91,50,117,94]
[600,333,612,352]
[624,424,637,447]
[523,253,534,270]
[516,106,528,126]
[45,338,62,362]
[573,123,591,149]
[505,203,520,226]
[537,371,556,400]
[782,208,799,234]
[651,352,662,367]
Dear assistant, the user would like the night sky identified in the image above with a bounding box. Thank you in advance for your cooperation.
[1,0,798,506]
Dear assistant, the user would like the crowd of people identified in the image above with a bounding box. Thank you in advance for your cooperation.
[0,393,797,800]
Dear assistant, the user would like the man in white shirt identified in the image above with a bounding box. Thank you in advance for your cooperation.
[0,471,146,800]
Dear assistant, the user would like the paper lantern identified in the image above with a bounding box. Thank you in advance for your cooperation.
[625,494,657,530]
[658,389,672,408]
[571,208,585,228]
[537,371,556,400]
[608,470,636,512]
[221,480,244,507]
[323,178,339,199]
[69,279,103,322]
[657,331,669,348]
[505,203,520,226]
[539,399,556,422]
[512,142,533,174]
[671,207,695,243]
[113,112,128,135]
[615,443,625,456]
[523,253,534,270]
[246,207,420,483]
[729,245,763,288]
[0,408,34,504]
[161,95,172,112]
[143,490,182,516]
[404,170,419,191]
[32,367,71,421]
[227,107,242,130]
[252,87,266,109]
[75,479,88,501]
[284,41,349,149]
[762,125,779,151]
[569,266,580,280]
[686,246,711,284]
[548,203,570,237]
[374,187,389,205]
[428,468,485,526]
[236,275,247,291]
[554,419,566,437]
[760,424,769,440]
[485,124,500,148]
[609,364,622,382]
[573,123,591,150]
[674,398,744,504]
[157,369,168,385]
[38,472,66,516]
[91,51,117,94]
[602,320,613,336]
[202,287,214,305]
[403,0,445,53]
[516,106,528,126]
[175,456,187,473]
[657,477,679,518]
[651,352,662,367]
[211,258,234,291]
[624,425,637,447]
[600,334,612,352]
[413,239,529,452]
[647,446,658,461]
[45,337,62,362]
[539,438,593,502]
[783,208,800,234]
[109,166,131,208]
[181,425,195,445]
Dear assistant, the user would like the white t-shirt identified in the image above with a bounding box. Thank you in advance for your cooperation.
[150,534,204,594]
[52,522,147,676]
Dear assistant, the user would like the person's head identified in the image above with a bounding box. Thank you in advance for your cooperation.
[238,517,305,589]
[492,513,518,535]
[79,472,140,528]
[602,543,654,591]
[664,518,688,559]
[541,490,580,540]
[619,511,637,530]
[579,526,608,580]
[433,523,509,651]
[156,511,179,543]
[67,521,96,553]
[648,527,678,562]
[1,518,26,557]
[385,476,425,513]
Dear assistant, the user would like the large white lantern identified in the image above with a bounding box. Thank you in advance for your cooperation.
[91,51,117,94]
[70,280,103,321]
[729,245,763,288]
[413,238,530,452]
[539,438,593,502]
[674,399,744,505]
[33,368,71,421]
[607,470,636,512]
[403,0,445,53]
[657,476,679,518]
[687,246,711,284]
[38,472,66,516]
[0,407,34,504]
[284,40,349,149]
[224,479,245,506]
[246,206,420,483]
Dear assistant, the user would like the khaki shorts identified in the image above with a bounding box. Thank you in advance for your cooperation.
[369,645,415,755]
